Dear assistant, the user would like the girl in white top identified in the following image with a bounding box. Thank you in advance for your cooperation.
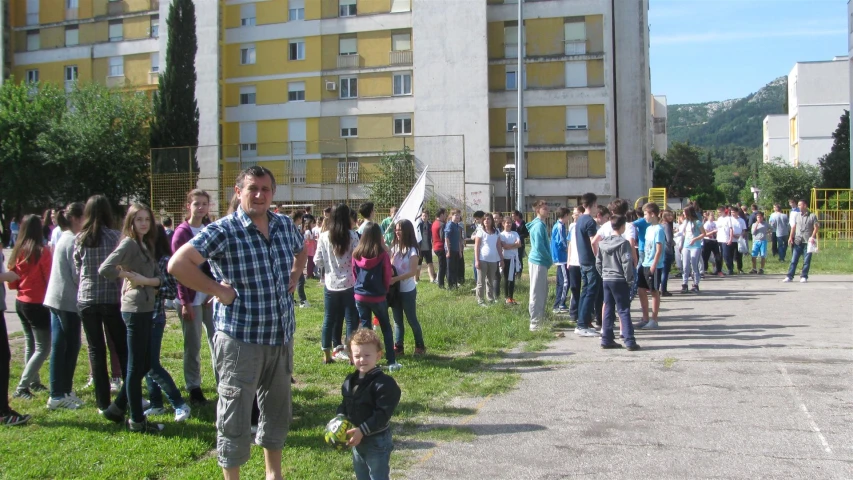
[679,206,706,292]
[390,219,426,355]
[474,213,503,305]
[499,217,521,305]
[731,208,746,274]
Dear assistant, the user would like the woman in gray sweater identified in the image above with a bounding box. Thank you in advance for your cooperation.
[99,203,162,434]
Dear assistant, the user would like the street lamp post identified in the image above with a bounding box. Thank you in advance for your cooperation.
[515,0,524,213]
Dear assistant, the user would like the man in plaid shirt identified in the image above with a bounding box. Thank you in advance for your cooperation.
[169,166,306,479]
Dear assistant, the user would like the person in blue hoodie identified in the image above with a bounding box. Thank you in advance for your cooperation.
[444,210,463,290]
[527,200,553,332]
[551,207,570,314]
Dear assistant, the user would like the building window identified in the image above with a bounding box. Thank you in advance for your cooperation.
[506,70,517,90]
[504,25,520,58]
[340,77,357,99]
[240,85,256,105]
[391,0,410,12]
[506,108,527,132]
[240,121,258,157]
[340,116,358,137]
[108,56,124,77]
[391,33,411,51]
[566,106,588,130]
[564,20,586,55]
[339,0,356,17]
[241,4,256,26]
[65,26,79,46]
[289,0,304,21]
[289,39,305,60]
[151,16,159,38]
[26,69,39,84]
[288,81,305,101]
[291,158,307,184]
[150,52,159,72]
[26,31,40,51]
[109,20,123,42]
[66,0,79,19]
[240,45,256,65]
[393,72,412,95]
[337,160,359,183]
[565,61,587,88]
[339,37,357,56]
[567,152,589,178]
[64,65,78,92]
[394,115,412,135]
[26,0,38,25]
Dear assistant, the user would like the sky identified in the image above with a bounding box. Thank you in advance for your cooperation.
[650,0,848,104]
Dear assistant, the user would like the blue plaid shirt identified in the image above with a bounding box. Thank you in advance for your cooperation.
[190,207,303,345]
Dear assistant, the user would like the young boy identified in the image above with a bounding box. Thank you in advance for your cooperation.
[527,200,553,331]
[750,211,769,274]
[444,210,463,289]
[636,203,665,329]
[551,207,570,314]
[595,215,639,351]
[566,206,584,322]
[357,202,376,236]
[338,329,401,480]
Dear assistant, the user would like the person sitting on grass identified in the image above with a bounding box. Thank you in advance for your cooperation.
[750,211,769,274]
[595,215,639,351]
[635,203,665,330]
[338,328,402,480]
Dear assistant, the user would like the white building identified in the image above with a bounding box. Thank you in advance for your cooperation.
[652,94,667,157]
[762,114,789,163]
[788,58,850,166]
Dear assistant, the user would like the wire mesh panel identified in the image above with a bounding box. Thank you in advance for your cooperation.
[811,188,853,246]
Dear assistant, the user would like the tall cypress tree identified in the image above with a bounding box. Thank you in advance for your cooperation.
[150,0,199,173]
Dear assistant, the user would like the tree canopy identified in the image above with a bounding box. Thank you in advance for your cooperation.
[818,110,850,189]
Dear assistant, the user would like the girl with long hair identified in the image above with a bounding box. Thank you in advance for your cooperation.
[474,213,503,306]
[99,203,163,433]
[313,204,360,364]
[353,223,400,371]
[680,206,706,293]
[49,208,70,252]
[290,209,310,308]
[42,209,55,244]
[390,219,426,356]
[44,202,86,410]
[170,189,217,406]
[8,215,53,400]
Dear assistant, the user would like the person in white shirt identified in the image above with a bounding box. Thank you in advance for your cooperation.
[499,217,522,305]
[701,210,722,276]
[390,219,426,356]
[731,208,747,274]
[715,206,735,275]
[474,214,503,306]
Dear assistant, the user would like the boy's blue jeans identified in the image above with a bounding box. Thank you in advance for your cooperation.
[602,281,636,347]
[146,315,186,410]
[353,429,393,480]
[355,300,396,365]
[322,288,359,350]
[786,243,813,280]
[391,289,424,349]
[578,266,600,330]
[552,264,569,310]
[568,266,581,319]
[49,309,82,400]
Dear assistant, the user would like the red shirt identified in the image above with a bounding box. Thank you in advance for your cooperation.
[9,249,52,304]
[431,220,445,252]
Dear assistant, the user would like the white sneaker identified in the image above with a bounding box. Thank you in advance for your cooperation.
[333,350,350,362]
[84,376,95,389]
[110,378,122,393]
[47,395,81,410]
[300,301,311,308]
[799,277,808,283]
[641,320,659,329]
[68,392,85,406]
[584,328,600,337]
[782,278,792,283]
[144,406,168,416]
[388,363,403,372]
[174,405,191,423]
[141,398,151,410]
[575,328,597,337]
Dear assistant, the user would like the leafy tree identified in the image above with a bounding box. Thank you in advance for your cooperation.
[652,142,714,198]
[365,147,415,210]
[757,160,820,208]
[149,0,199,174]
[713,164,750,204]
[692,187,727,211]
[38,83,153,213]
[818,110,850,189]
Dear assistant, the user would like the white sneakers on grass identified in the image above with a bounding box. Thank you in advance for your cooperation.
[47,394,84,411]
[575,328,599,337]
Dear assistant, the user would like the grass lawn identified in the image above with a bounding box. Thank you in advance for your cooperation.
[0,253,552,480]
[704,241,853,276]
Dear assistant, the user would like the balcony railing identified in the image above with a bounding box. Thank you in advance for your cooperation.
[337,54,360,69]
[564,40,586,55]
[336,161,359,184]
[389,50,412,65]
[106,76,126,88]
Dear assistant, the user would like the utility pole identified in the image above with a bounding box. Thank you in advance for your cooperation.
[515,0,524,212]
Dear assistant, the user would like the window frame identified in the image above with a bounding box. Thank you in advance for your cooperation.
[339,0,357,17]
[26,31,40,51]
[239,85,256,105]
[240,4,256,26]
[566,106,588,130]
[340,116,358,138]
[26,69,39,84]
[288,81,306,102]
[393,114,413,136]
[391,33,412,51]
[150,15,159,38]
[240,45,256,65]
[289,39,306,61]
[65,25,79,46]
[150,52,159,72]
[339,76,358,99]
[108,56,124,77]
[339,37,358,56]
[392,71,412,96]
[108,20,123,42]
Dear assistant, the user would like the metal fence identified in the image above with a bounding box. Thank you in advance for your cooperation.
[811,188,853,246]
[150,136,466,223]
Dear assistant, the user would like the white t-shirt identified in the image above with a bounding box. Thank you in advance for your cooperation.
[704,220,717,240]
[391,247,418,293]
[475,229,501,262]
[499,231,520,259]
[596,221,636,244]
[190,225,208,306]
[733,218,745,237]
[568,223,580,267]
[716,216,732,243]
[50,227,63,247]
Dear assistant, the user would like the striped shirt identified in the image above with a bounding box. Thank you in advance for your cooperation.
[190,207,303,346]
[154,255,178,322]
[74,228,121,306]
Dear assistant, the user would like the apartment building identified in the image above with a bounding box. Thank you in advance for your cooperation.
[651,94,667,158]
[2,0,10,82]
[787,57,849,166]
[8,0,160,94]
[762,114,789,163]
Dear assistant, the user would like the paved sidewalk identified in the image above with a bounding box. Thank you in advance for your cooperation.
[405,274,853,479]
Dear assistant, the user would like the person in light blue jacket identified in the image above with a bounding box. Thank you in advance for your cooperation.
[550,207,570,313]
[527,201,553,331]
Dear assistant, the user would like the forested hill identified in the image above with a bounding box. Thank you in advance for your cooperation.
[667,76,788,149]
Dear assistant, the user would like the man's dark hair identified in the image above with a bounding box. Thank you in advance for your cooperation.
[473,210,485,219]
[162,216,173,228]
[556,207,570,219]
[359,202,374,219]
[596,205,610,218]
[324,206,332,214]
[436,208,446,218]
[581,192,597,208]
[751,204,758,210]
[610,214,626,231]
[236,165,277,191]
[607,198,629,216]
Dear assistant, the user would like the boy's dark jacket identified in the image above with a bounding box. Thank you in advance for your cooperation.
[337,367,401,437]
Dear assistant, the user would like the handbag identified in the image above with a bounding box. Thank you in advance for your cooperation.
[737,236,748,254]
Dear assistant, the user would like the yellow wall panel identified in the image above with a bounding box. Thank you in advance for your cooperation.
[304,78,322,102]
[487,22,504,59]
[305,159,323,184]
[79,0,94,19]
[527,62,563,89]
[588,104,605,144]
[319,0,337,19]
[258,1,288,25]
[41,27,64,49]
[257,120,288,156]
[224,5,241,29]
[359,114,393,138]
[489,153,508,180]
[587,59,604,87]
[588,150,605,177]
[124,15,151,40]
[528,106,564,145]
[358,0,391,15]
[223,122,239,146]
[13,31,27,53]
[489,108,506,147]
[92,57,107,83]
[318,116,338,139]
[80,22,107,44]
[586,15,604,53]
[321,34,339,70]
[226,37,321,77]
[358,72,392,97]
[92,0,107,16]
[124,53,152,86]
[306,117,320,143]
[11,0,24,27]
[358,30,391,68]
[526,18,563,56]
[488,64,504,91]
[528,151,566,178]
[40,0,64,24]
[126,0,153,13]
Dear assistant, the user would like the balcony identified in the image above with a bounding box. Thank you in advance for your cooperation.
[564,40,586,55]
[148,71,159,85]
[106,75,126,88]
[389,50,412,66]
[337,54,360,69]
[108,0,124,15]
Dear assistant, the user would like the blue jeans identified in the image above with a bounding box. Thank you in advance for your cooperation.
[352,429,393,480]
[552,264,569,310]
[777,235,788,261]
[721,243,736,274]
[322,288,359,350]
[355,300,396,365]
[146,317,186,410]
[660,254,674,292]
[122,311,154,423]
[392,289,424,349]
[602,281,636,347]
[49,309,82,400]
[787,243,813,280]
[568,266,581,319]
[578,265,600,330]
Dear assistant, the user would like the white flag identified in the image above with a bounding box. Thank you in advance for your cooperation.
[388,168,428,232]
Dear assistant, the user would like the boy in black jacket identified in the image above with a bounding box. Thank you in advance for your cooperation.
[338,329,402,480]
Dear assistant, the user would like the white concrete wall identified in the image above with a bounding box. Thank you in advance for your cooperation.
[789,59,849,166]
[652,94,667,157]
[763,114,789,163]
[412,0,490,212]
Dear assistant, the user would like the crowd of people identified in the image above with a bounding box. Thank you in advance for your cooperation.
[0,164,822,479]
